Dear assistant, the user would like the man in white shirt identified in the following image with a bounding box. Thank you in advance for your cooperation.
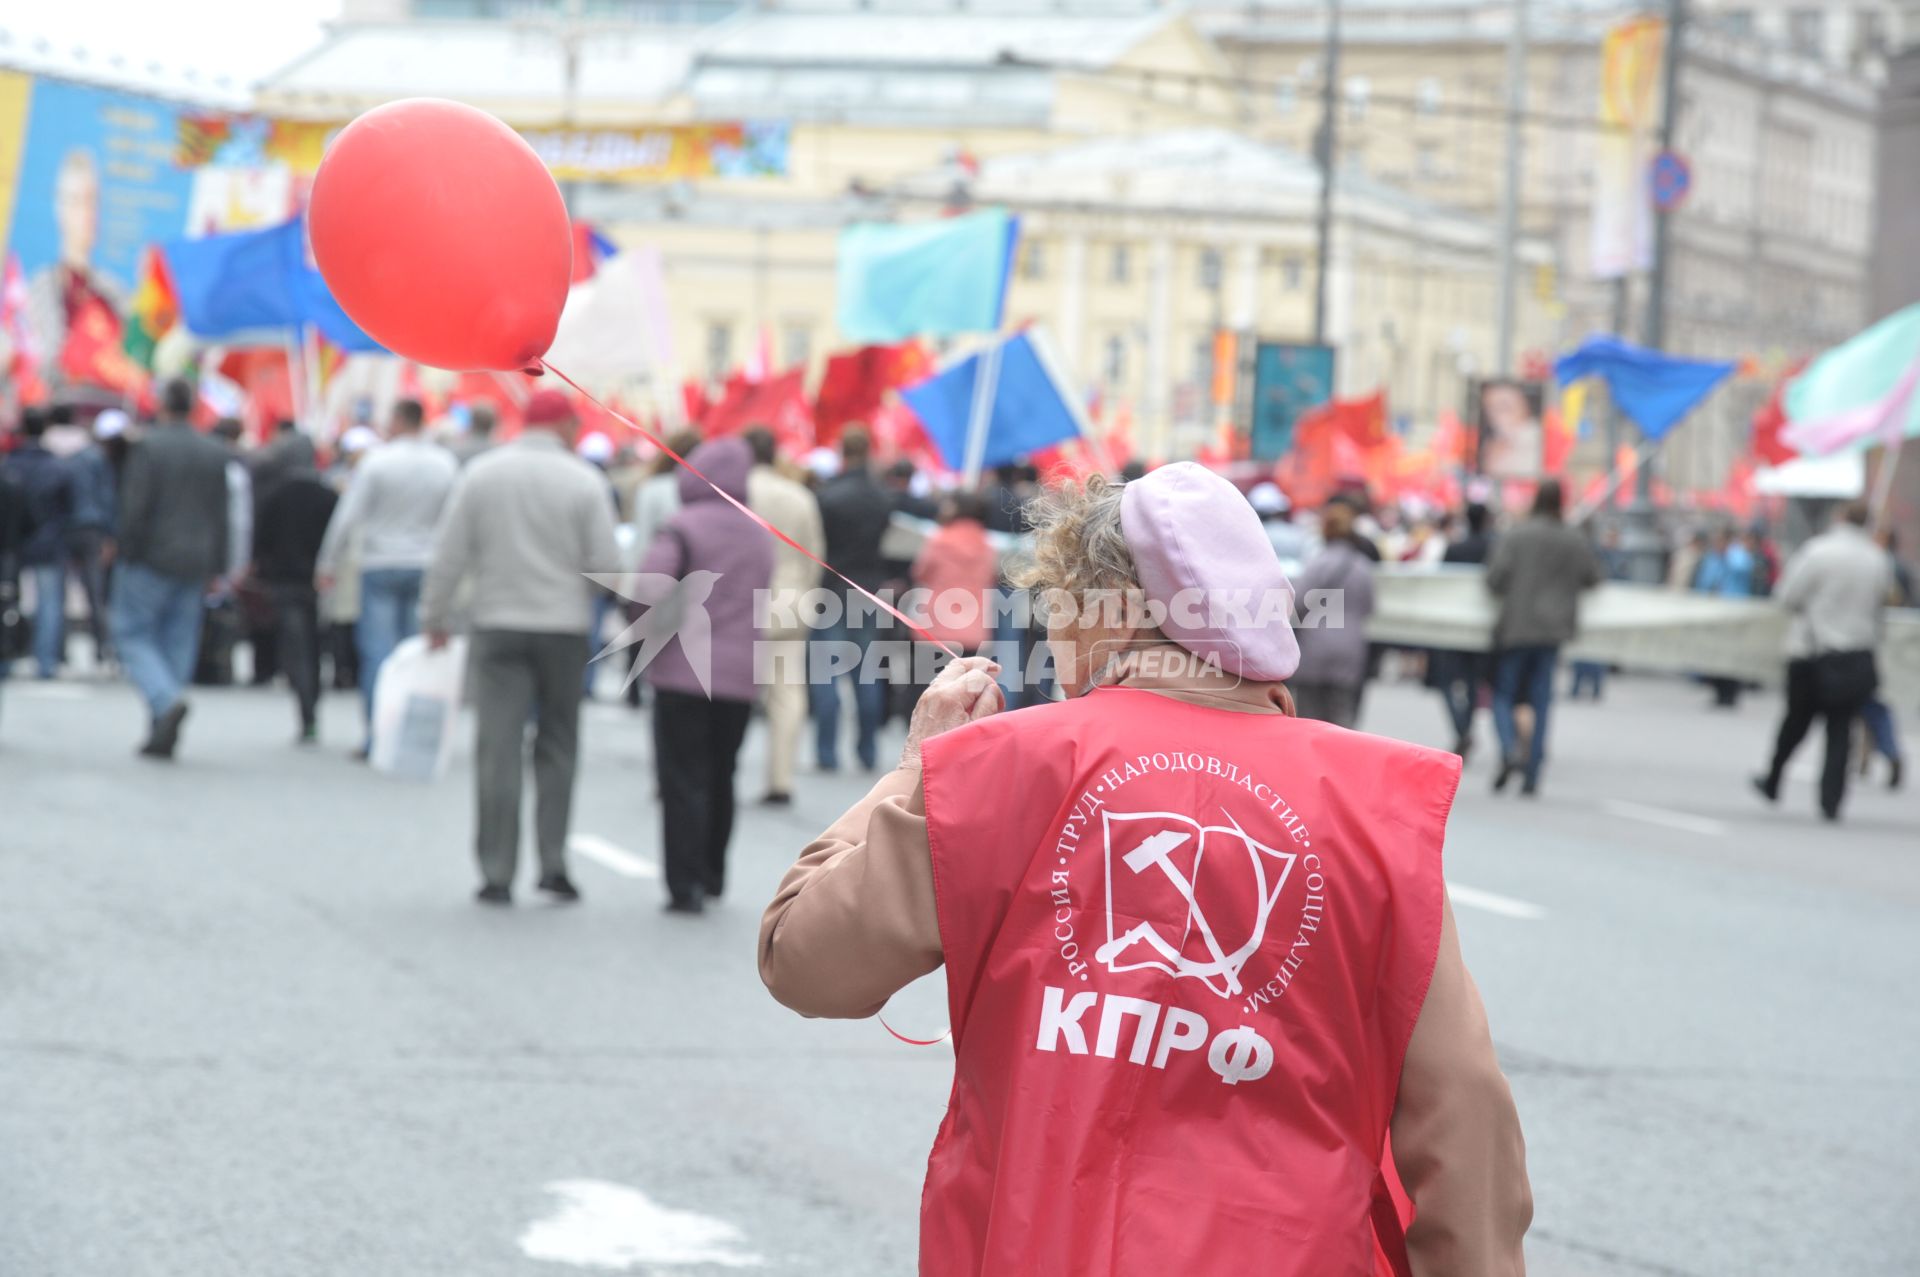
[315,399,457,756]
[1754,500,1897,821]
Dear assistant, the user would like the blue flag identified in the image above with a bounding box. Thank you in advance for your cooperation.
[1553,336,1734,442]
[166,216,383,352]
[837,210,1019,343]
[902,330,1084,471]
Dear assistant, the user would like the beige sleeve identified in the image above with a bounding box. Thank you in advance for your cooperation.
[758,768,945,1019]
[1393,898,1534,1277]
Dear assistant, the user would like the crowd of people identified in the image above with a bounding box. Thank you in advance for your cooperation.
[3,387,1915,903]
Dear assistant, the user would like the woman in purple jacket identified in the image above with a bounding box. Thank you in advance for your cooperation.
[636,436,774,914]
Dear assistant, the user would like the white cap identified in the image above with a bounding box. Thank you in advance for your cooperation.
[94,409,130,440]
[340,425,378,455]
[1248,481,1289,516]
[576,432,613,463]
[804,446,840,480]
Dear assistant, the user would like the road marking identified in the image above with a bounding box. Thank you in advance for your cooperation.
[1600,800,1729,838]
[568,834,661,880]
[519,1179,764,1270]
[13,682,90,700]
[1447,883,1546,921]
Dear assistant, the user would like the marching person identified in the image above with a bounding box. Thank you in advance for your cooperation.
[315,397,457,757]
[633,435,774,914]
[423,390,621,906]
[744,426,824,807]
[253,458,339,744]
[110,378,231,759]
[1752,500,1896,822]
[1288,500,1375,729]
[3,408,75,679]
[1485,479,1602,797]
[761,465,1530,1276]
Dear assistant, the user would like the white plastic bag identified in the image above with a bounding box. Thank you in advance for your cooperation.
[370,635,467,781]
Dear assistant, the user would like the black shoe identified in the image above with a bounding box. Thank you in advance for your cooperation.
[1750,775,1779,805]
[664,895,706,915]
[537,874,582,903]
[760,791,793,807]
[476,884,513,906]
[1891,758,1904,792]
[297,723,319,747]
[352,743,371,762]
[1820,805,1842,824]
[1520,777,1539,798]
[140,701,189,759]
[1451,734,1473,760]
[1493,758,1519,794]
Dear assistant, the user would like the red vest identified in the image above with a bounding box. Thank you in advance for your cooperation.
[918,687,1459,1277]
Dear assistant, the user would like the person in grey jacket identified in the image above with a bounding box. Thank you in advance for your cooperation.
[112,378,232,759]
[1290,500,1375,729]
[422,390,621,907]
[1484,480,1602,796]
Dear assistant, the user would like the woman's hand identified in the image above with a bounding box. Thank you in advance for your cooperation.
[900,655,1003,770]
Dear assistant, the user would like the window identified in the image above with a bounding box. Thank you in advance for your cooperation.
[1415,77,1444,116]
[1344,75,1371,123]
[1197,247,1223,292]
[1274,79,1298,117]
[1720,9,1754,39]
[1416,141,1442,180]
[781,321,812,370]
[1102,333,1127,385]
[1020,240,1046,281]
[1859,9,1890,57]
[1191,335,1215,391]
[704,320,734,380]
[1109,243,1131,284]
[1788,8,1825,57]
[1280,256,1304,291]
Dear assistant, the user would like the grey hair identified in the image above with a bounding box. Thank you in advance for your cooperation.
[1007,475,1141,599]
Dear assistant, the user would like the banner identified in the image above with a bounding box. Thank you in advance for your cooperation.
[0,72,31,270]
[522,121,789,181]
[1590,16,1664,280]
[1368,566,1920,705]
[1248,342,1334,461]
[176,113,335,174]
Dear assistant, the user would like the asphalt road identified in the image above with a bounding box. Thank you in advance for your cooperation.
[2,665,1916,1276]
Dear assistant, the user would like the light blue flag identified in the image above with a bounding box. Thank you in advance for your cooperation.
[836,210,1019,342]
[1783,302,1920,439]
[902,331,1084,471]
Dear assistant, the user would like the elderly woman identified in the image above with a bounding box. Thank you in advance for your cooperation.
[760,464,1529,1277]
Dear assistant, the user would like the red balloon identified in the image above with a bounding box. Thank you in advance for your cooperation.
[310,99,571,372]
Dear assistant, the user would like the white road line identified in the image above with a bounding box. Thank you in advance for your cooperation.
[519,1179,764,1269]
[1599,800,1729,838]
[1447,883,1546,921]
[568,834,661,880]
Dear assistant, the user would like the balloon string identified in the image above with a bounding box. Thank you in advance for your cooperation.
[878,1013,952,1047]
[539,359,964,661]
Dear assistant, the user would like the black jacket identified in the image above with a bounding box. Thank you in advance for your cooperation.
[2,444,74,567]
[253,470,339,585]
[118,421,231,582]
[815,468,894,594]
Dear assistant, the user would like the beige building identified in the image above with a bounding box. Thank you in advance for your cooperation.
[1196,1,1881,492]
[261,0,1548,461]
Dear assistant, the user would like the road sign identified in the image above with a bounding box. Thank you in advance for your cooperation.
[1650,150,1692,213]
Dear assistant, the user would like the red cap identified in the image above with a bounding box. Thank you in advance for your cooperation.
[524,389,575,426]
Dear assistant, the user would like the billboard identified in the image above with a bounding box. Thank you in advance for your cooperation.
[1591,16,1664,279]
[1472,378,1547,481]
[1249,341,1334,461]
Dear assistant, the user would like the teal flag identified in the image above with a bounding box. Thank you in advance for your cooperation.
[836,210,1018,342]
[1784,302,1920,436]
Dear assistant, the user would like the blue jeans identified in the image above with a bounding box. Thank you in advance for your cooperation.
[111,562,204,719]
[1862,699,1902,763]
[357,567,425,727]
[1569,659,1606,700]
[1492,644,1559,785]
[809,614,886,771]
[30,563,64,677]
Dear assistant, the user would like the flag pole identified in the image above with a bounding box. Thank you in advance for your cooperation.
[1869,434,1905,529]
[1570,437,1658,526]
[286,326,308,440]
[962,333,1004,488]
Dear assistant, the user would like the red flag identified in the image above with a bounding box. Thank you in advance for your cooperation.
[702,368,810,442]
[814,341,932,443]
[1750,359,1807,468]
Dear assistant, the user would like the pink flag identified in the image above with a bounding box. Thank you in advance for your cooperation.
[1782,352,1920,458]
